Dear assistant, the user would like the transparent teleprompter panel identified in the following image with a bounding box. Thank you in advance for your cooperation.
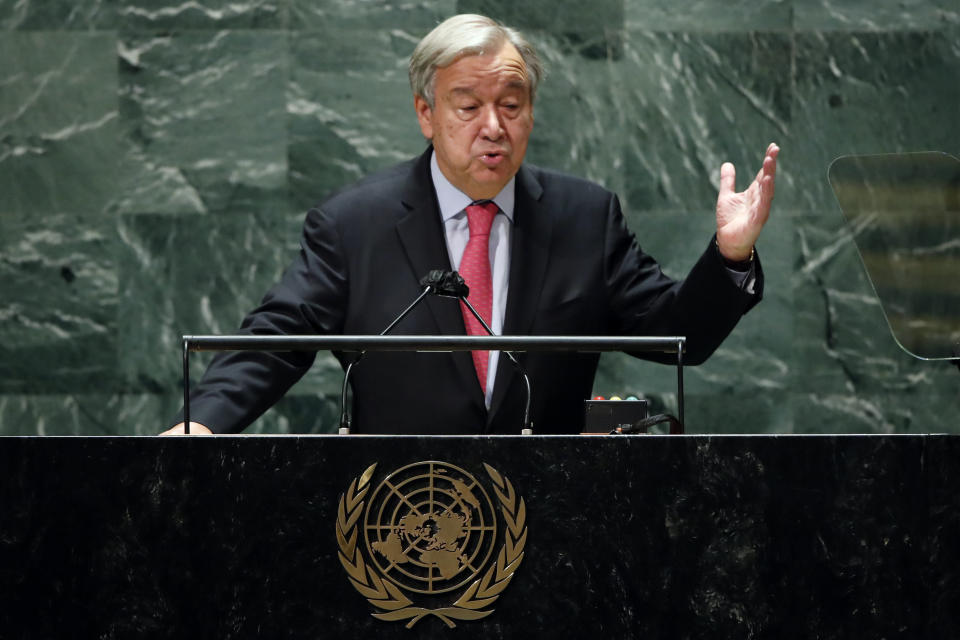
[828,152,960,360]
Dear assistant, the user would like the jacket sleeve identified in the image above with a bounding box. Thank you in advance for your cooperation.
[173,207,350,433]
[602,193,764,365]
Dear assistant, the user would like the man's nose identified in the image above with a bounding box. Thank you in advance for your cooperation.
[479,105,504,140]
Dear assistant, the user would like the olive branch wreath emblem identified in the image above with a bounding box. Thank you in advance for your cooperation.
[335,462,527,629]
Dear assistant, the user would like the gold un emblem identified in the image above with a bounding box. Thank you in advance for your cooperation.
[336,461,527,628]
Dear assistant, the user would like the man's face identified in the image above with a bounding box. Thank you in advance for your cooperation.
[415,42,534,201]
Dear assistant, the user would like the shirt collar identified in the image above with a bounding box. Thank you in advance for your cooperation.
[430,150,516,223]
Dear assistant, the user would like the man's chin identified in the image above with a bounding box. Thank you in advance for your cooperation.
[466,168,515,199]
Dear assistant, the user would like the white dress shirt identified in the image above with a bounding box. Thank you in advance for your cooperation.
[430,151,514,408]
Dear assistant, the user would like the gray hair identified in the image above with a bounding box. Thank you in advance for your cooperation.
[409,14,544,108]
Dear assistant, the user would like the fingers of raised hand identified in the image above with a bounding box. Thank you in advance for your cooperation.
[719,162,737,196]
[763,143,779,178]
[760,144,779,200]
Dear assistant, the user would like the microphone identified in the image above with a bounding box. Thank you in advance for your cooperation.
[420,270,469,298]
[431,271,534,435]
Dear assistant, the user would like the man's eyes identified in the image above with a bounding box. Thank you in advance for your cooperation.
[456,103,520,111]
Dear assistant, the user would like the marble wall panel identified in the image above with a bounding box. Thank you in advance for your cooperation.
[0,33,119,215]
[791,213,959,432]
[0,214,119,395]
[792,214,957,394]
[0,394,163,435]
[688,390,794,432]
[615,31,791,214]
[458,0,625,58]
[289,0,455,30]
[0,0,116,30]
[118,0,285,29]
[794,0,958,31]
[114,211,344,432]
[118,212,305,385]
[788,30,960,212]
[0,393,339,435]
[521,33,627,197]
[793,214,897,394]
[792,389,959,433]
[115,31,289,216]
[0,2,957,435]
[626,0,791,31]
[287,27,427,211]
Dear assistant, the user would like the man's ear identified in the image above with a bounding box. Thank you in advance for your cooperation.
[414,95,434,140]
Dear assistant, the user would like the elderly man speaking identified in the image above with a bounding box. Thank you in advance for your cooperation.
[165,14,779,436]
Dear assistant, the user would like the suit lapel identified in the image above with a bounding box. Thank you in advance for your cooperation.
[395,148,485,408]
[488,165,552,426]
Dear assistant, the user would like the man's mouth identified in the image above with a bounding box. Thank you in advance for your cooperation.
[480,152,505,166]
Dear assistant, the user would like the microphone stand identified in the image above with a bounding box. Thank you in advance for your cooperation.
[457,295,534,435]
[426,271,533,434]
[337,283,434,434]
[338,270,535,435]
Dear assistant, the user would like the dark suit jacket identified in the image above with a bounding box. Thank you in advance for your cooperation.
[184,147,762,434]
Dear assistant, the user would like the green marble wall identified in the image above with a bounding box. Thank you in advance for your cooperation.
[1,0,957,435]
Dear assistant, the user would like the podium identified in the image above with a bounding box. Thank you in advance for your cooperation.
[1,434,958,638]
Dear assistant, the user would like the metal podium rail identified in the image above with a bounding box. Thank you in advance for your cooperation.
[182,335,687,433]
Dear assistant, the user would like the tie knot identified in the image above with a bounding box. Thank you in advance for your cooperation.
[465,201,498,236]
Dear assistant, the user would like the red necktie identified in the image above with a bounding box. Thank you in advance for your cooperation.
[459,201,498,389]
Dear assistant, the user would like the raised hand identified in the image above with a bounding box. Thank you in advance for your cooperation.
[715,143,779,262]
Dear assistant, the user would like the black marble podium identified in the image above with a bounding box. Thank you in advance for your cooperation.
[1,435,958,639]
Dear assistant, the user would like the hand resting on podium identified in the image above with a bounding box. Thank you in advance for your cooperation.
[160,422,213,436]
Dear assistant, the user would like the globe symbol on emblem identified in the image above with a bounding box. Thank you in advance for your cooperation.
[364,461,498,595]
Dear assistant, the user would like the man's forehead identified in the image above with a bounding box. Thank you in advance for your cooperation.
[439,45,530,90]
[448,78,527,95]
